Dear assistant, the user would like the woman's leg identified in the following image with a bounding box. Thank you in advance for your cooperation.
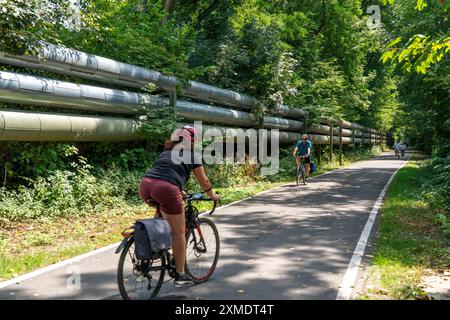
[295,156,300,167]
[160,211,186,274]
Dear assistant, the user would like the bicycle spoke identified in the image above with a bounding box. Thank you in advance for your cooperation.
[185,218,219,282]
[118,239,164,300]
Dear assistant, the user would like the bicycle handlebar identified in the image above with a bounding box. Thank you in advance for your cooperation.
[184,191,220,215]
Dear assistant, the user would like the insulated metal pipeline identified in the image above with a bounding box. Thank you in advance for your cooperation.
[0,44,383,137]
[0,109,372,144]
[162,77,258,111]
[0,46,382,137]
[175,100,256,127]
[0,71,168,114]
[281,131,365,144]
[176,100,304,131]
[323,118,373,135]
[308,124,353,137]
[271,104,309,119]
[0,45,318,121]
[0,71,380,141]
[178,122,304,144]
[0,74,306,133]
[179,123,364,145]
[0,110,144,141]
[0,45,259,111]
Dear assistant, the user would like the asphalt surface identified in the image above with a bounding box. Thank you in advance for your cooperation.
[0,152,408,300]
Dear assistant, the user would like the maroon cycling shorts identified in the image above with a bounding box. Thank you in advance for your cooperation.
[139,178,184,215]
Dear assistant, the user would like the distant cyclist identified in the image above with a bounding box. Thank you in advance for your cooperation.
[399,142,406,157]
[293,134,312,180]
[393,142,400,158]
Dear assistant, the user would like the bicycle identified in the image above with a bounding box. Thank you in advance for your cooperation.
[116,192,220,300]
[295,156,307,186]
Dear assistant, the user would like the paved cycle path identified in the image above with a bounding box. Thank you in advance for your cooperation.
[0,152,409,300]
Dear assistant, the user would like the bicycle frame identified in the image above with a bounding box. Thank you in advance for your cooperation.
[115,192,218,276]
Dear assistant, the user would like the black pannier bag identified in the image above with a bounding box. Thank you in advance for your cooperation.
[134,218,172,260]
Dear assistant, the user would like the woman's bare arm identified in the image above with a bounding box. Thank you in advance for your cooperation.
[193,166,219,201]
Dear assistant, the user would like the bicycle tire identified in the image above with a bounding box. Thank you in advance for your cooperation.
[117,237,165,300]
[185,217,220,283]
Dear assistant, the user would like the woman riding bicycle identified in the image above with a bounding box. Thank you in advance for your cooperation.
[139,125,220,287]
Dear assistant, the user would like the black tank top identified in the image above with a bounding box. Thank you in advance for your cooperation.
[145,149,203,189]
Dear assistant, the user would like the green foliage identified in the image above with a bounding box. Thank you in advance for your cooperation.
[0,141,159,221]
[381,35,449,74]
[0,0,71,54]
[63,0,204,82]
[379,0,449,153]
[380,0,449,74]
[0,159,143,221]
[138,107,180,150]
[422,152,450,226]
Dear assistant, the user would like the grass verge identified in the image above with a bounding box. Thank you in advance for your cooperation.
[359,154,450,300]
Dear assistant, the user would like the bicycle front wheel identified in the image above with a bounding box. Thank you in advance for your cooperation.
[185,217,220,283]
[117,237,165,300]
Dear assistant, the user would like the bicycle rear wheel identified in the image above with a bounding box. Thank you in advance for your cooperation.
[185,217,220,283]
[117,237,165,300]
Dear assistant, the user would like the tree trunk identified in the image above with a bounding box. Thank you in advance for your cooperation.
[162,0,176,26]
[195,0,221,29]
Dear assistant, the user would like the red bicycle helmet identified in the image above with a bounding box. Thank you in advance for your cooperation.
[172,125,199,143]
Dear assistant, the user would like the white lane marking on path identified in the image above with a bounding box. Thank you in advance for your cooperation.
[336,153,412,300]
[0,242,120,289]
[0,152,393,290]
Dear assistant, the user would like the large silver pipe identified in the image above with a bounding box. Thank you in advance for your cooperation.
[271,104,308,119]
[176,100,304,130]
[0,45,384,137]
[0,44,383,136]
[162,77,258,110]
[0,109,373,144]
[179,122,365,145]
[178,103,301,130]
[175,100,256,127]
[0,110,144,141]
[0,46,311,116]
[0,44,260,111]
[0,51,144,89]
[263,116,303,131]
[0,73,306,132]
[322,118,372,134]
[0,71,381,141]
[308,124,353,137]
[0,71,168,114]
[178,122,304,144]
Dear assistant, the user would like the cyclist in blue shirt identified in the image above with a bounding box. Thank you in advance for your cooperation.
[293,134,312,180]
